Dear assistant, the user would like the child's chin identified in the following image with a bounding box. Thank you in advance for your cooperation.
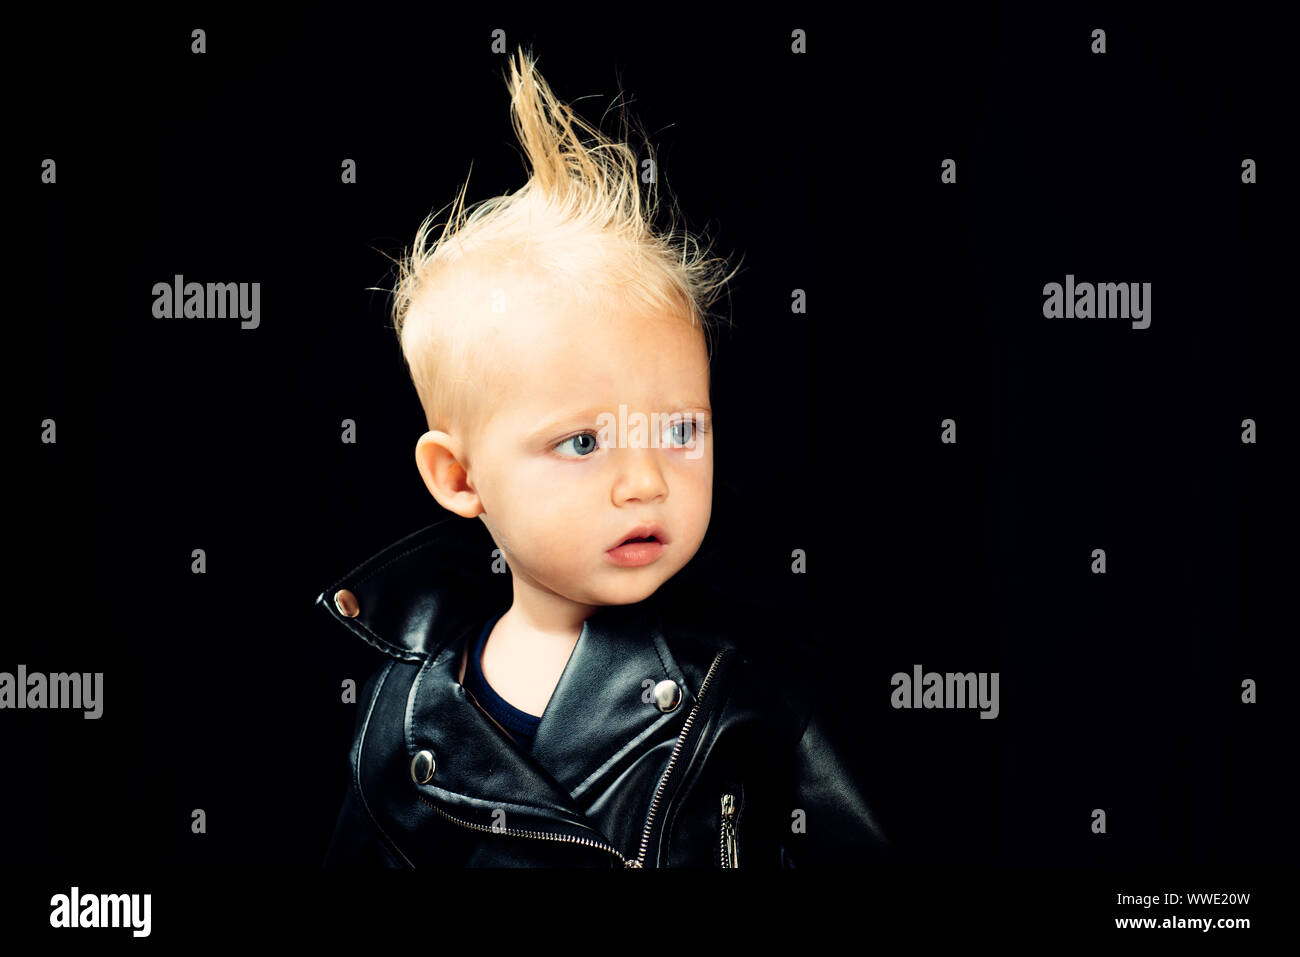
[589,578,664,606]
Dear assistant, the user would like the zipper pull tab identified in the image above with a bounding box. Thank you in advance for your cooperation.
[720,792,739,868]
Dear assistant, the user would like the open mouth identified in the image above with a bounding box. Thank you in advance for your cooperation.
[610,524,668,549]
[606,538,665,567]
[606,525,668,566]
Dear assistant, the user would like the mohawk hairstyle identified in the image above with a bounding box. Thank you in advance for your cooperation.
[387,45,742,437]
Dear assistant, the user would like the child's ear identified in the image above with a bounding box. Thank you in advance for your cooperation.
[414,430,483,518]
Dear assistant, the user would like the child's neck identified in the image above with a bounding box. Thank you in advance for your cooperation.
[459,605,589,719]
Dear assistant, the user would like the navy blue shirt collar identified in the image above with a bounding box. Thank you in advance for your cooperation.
[461,610,543,748]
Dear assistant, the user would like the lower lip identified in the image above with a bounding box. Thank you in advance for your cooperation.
[604,540,665,567]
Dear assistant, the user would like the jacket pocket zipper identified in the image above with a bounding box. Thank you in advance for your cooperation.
[720,791,740,868]
[415,796,633,866]
[628,647,731,868]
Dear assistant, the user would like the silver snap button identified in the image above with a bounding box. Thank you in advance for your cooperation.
[410,749,436,784]
[653,679,682,713]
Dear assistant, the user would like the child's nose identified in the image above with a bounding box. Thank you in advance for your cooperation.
[610,446,669,504]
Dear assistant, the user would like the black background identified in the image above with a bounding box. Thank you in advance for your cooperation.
[10,4,1288,936]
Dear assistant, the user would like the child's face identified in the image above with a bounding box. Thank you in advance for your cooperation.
[443,290,713,611]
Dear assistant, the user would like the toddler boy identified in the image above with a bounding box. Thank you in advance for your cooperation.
[319,46,890,867]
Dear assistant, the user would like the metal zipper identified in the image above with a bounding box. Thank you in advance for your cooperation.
[628,647,731,868]
[415,794,633,866]
[414,645,731,868]
[720,792,739,868]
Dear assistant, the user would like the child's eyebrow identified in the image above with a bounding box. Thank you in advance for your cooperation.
[526,403,712,441]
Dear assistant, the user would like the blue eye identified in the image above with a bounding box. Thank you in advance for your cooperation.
[554,432,600,457]
[665,420,697,447]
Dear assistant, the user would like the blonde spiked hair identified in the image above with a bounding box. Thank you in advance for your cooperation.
[388,45,742,440]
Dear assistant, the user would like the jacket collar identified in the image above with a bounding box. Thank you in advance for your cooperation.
[315,516,703,831]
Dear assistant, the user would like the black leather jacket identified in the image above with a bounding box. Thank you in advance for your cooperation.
[316,515,891,867]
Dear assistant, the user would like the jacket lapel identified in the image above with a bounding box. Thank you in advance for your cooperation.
[404,633,594,830]
[320,515,698,842]
[405,590,696,811]
[528,600,695,800]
